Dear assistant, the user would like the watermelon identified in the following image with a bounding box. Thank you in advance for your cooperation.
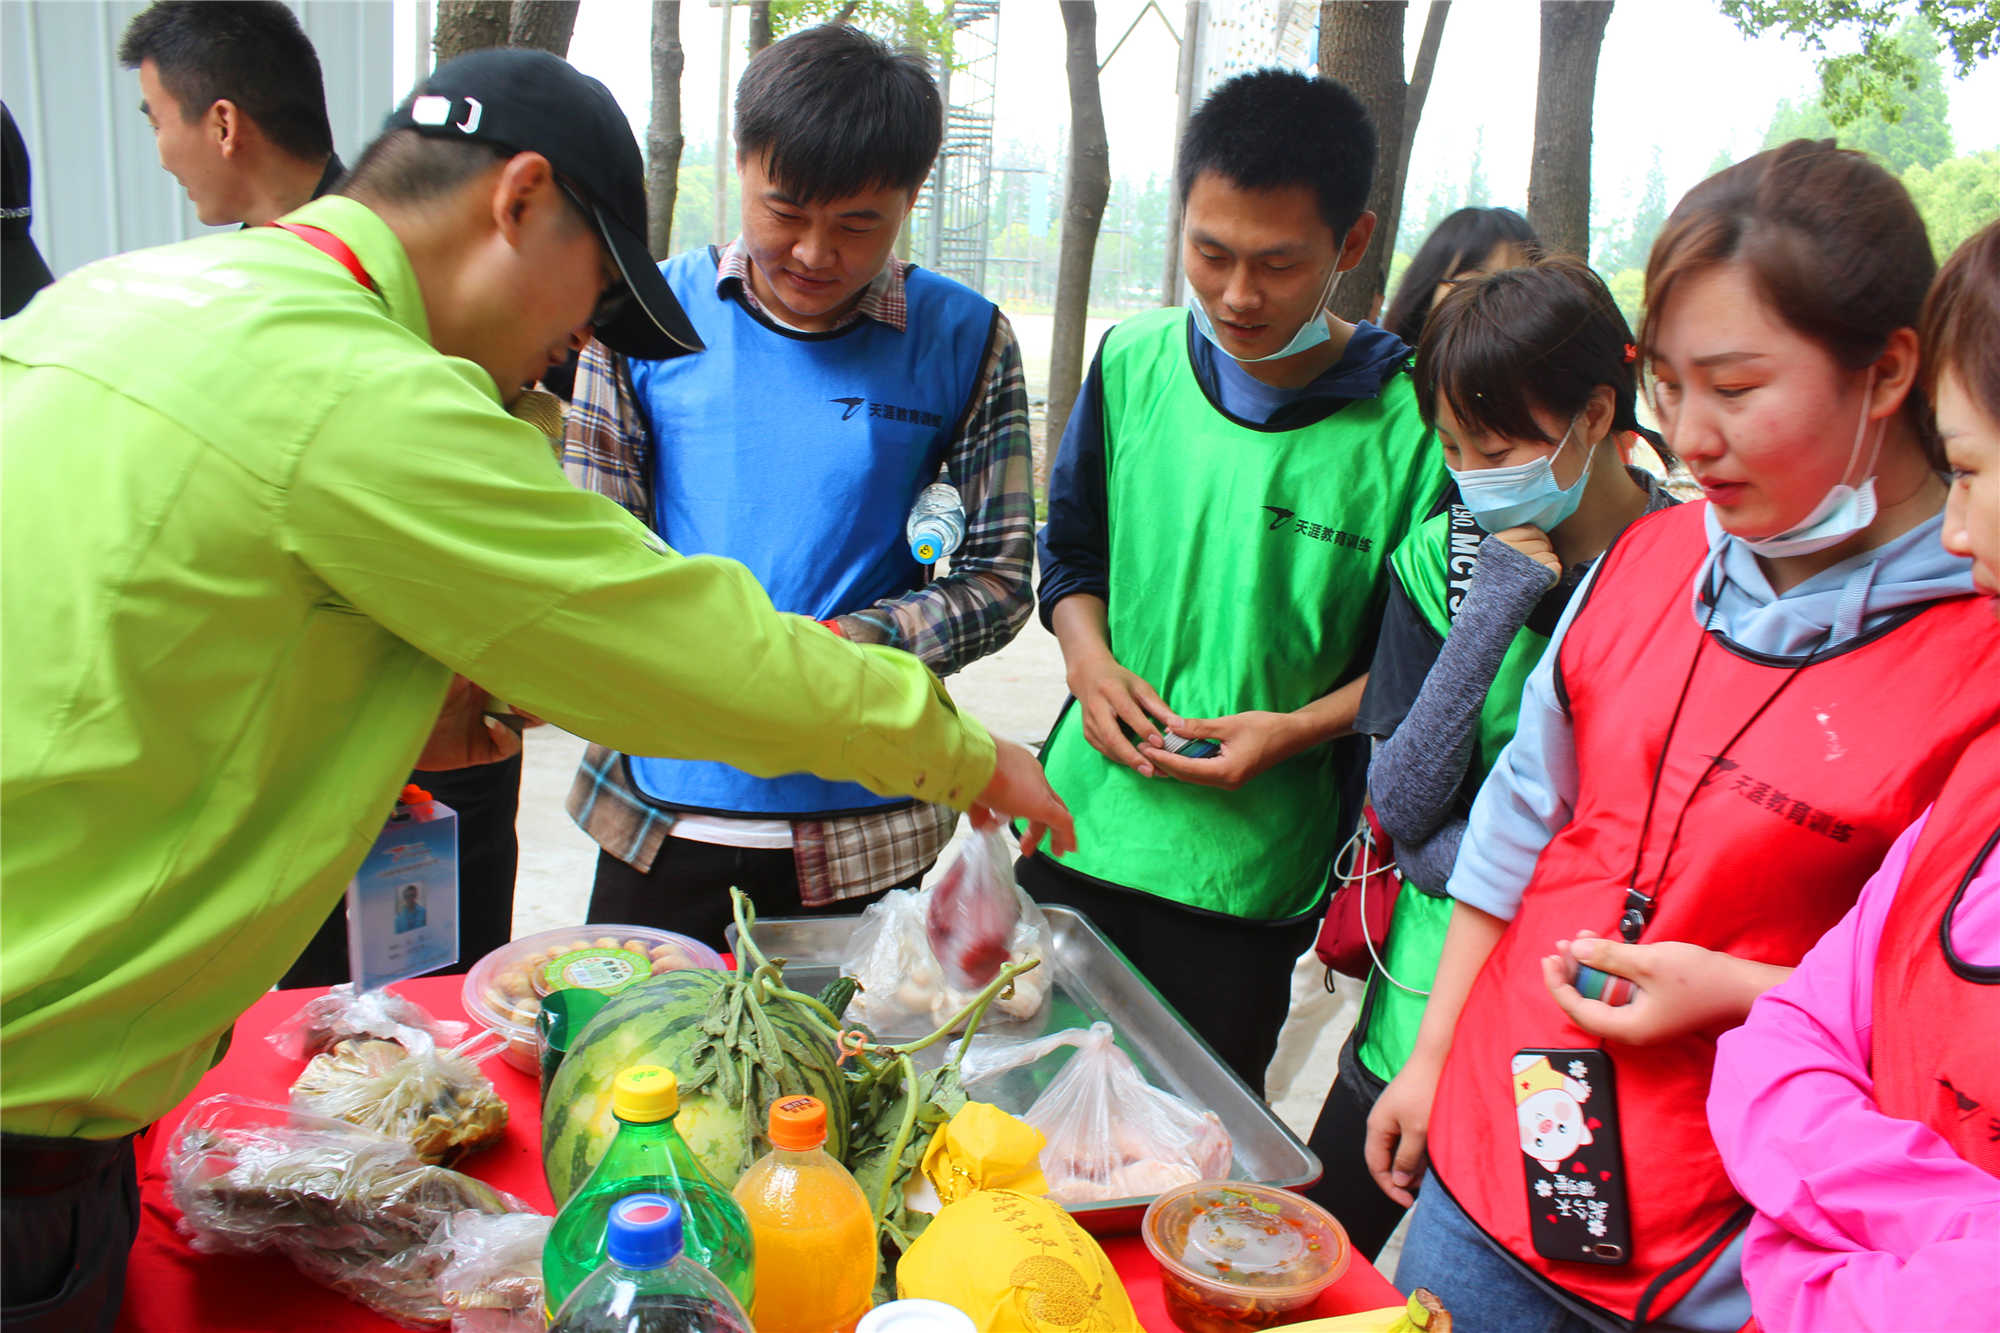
[542,965,848,1205]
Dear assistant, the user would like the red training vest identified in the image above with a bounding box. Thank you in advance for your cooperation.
[1428,502,2000,1324]
[1872,725,2000,1174]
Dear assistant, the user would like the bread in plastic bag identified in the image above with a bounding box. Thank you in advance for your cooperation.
[433,1210,551,1333]
[844,832,1052,1036]
[896,1103,1138,1332]
[958,1022,1232,1205]
[289,1031,508,1166]
[166,1095,535,1328]
[267,982,468,1060]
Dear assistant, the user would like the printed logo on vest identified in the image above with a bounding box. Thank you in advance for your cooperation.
[1937,1075,2000,1143]
[1722,767,1854,841]
[1262,505,1374,552]
[829,397,946,428]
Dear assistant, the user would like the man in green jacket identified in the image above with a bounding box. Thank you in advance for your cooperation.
[0,50,1069,1332]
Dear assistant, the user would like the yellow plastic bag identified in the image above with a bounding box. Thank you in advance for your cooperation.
[896,1103,1139,1333]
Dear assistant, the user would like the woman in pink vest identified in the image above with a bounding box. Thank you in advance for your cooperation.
[1365,143,2000,1332]
[1705,220,2000,1332]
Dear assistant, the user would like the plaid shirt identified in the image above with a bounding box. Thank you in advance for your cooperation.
[562,240,1034,903]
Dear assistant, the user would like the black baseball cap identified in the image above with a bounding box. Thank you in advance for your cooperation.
[385,48,701,360]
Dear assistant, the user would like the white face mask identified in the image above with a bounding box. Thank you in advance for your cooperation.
[1738,370,1885,559]
[1189,262,1343,364]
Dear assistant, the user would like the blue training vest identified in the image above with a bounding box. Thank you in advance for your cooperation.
[626,248,997,817]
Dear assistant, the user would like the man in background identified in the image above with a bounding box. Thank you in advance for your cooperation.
[118,0,342,227]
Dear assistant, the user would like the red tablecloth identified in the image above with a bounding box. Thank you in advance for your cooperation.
[117,976,1400,1331]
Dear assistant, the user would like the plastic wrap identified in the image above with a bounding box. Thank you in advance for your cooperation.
[925,827,1025,989]
[267,983,469,1060]
[289,1031,509,1165]
[958,1022,1232,1206]
[166,1095,535,1328]
[433,1210,551,1333]
[844,836,1052,1035]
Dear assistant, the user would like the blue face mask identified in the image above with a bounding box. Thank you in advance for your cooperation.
[1190,264,1343,364]
[1448,414,1597,534]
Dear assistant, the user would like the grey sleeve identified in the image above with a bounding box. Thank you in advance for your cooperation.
[1367,535,1560,848]
[1389,815,1469,891]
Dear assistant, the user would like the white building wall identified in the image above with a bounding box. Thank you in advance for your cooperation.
[1,0,396,279]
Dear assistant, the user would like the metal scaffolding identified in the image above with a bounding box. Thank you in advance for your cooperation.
[918,0,1000,294]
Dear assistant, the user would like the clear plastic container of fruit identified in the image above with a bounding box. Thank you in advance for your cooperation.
[1140,1181,1350,1333]
[463,927,724,1073]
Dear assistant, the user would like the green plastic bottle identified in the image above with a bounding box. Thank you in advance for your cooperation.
[543,1065,756,1315]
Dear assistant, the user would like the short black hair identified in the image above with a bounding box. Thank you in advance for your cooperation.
[118,1,333,163]
[1175,69,1375,238]
[1383,207,1541,347]
[1415,255,1646,449]
[337,130,510,207]
[734,24,941,203]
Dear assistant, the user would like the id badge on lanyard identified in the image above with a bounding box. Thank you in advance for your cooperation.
[345,784,461,990]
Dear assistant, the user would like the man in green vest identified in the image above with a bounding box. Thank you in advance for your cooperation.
[1026,69,1442,1089]
[0,50,1068,1331]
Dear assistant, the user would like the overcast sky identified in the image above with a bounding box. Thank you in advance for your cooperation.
[399,0,2000,231]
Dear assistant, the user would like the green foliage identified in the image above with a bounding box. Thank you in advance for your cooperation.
[1593,149,1670,275]
[1902,150,2000,259]
[1760,16,1954,171]
[1721,0,1994,129]
[1605,267,1647,344]
[767,1,957,63]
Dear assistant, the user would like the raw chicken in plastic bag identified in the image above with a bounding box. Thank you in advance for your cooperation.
[289,1030,509,1165]
[167,1095,535,1328]
[267,982,468,1060]
[843,832,1052,1034]
[433,1210,551,1333]
[926,825,1024,989]
[957,1022,1232,1205]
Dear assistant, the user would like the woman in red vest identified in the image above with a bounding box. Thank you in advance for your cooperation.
[1704,220,2000,1332]
[1365,143,2000,1332]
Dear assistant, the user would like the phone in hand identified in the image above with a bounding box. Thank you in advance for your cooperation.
[1512,1047,1632,1265]
[1160,731,1221,760]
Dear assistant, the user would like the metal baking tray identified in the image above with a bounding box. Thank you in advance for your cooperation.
[729,905,1321,1233]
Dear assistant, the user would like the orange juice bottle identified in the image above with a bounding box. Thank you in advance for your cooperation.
[731,1095,877,1333]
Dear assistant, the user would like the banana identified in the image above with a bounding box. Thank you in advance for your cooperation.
[1274,1287,1450,1332]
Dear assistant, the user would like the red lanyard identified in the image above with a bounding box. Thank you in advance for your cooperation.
[270,221,377,292]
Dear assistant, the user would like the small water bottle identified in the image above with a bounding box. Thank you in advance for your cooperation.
[548,1195,752,1333]
[906,482,966,565]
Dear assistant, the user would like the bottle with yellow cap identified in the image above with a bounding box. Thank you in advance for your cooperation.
[732,1095,877,1333]
[544,1065,755,1314]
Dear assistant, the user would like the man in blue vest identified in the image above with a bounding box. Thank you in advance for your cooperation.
[562,24,1035,948]
[1027,70,1444,1090]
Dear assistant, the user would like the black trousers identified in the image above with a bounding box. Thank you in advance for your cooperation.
[1013,852,1321,1096]
[278,755,524,989]
[586,840,926,955]
[1302,1026,1411,1262]
[1,1132,140,1333]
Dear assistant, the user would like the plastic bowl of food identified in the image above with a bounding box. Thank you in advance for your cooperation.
[1140,1181,1351,1333]
[463,926,724,1073]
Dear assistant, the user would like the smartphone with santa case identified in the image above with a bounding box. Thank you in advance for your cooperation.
[1511,1047,1632,1265]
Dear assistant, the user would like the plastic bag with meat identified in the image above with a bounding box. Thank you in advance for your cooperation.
[925,826,1023,989]
[957,1022,1233,1206]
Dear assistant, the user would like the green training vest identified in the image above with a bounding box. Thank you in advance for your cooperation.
[1040,308,1440,920]
[1355,506,1553,1080]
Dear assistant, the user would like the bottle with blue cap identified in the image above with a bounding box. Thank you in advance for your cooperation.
[548,1194,752,1333]
[906,482,966,565]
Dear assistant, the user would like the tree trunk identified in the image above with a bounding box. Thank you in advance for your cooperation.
[1526,0,1612,262]
[648,2,685,259]
[508,0,581,56]
[1398,4,1449,231]
[1160,0,1202,305]
[748,2,773,54]
[434,0,511,61]
[1047,1,1112,482]
[1317,1,1406,325]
